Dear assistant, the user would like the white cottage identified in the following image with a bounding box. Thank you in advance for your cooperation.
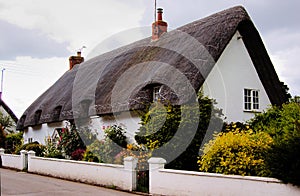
[17,6,289,145]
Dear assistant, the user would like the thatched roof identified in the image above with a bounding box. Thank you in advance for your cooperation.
[17,6,289,130]
[0,98,18,123]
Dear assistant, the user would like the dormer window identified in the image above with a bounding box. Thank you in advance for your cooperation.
[153,86,161,102]
[53,106,62,121]
[34,110,42,124]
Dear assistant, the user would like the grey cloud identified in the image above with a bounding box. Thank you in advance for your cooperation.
[141,0,300,33]
[244,1,300,32]
[0,20,70,60]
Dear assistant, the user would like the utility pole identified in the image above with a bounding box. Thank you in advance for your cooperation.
[1,68,5,99]
[154,0,157,22]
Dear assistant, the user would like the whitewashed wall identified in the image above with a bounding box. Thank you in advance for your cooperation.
[27,152,137,191]
[0,149,27,170]
[148,158,300,196]
[24,112,141,145]
[23,121,67,145]
[90,111,141,143]
[203,31,271,122]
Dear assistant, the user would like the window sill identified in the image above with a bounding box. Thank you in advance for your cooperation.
[243,110,261,114]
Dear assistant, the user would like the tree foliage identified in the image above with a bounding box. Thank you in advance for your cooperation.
[0,112,14,148]
[57,126,86,158]
[82,126,128,163]
[16,141,45,157]
[43,140,64,159]
[4,131,23,154]
[249,102,300,185]
[135,93,224,171]
[56,125,97,158]
[105,125,128,148]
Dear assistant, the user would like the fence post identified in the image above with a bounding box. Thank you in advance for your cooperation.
[27,150,36,172]
[148,157,166,194]
[20,150,28,171]
[124,156,138,191]
[0,148,4,167]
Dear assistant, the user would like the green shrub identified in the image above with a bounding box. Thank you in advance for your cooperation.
[86,139,123,164]
[199,102,300,185]
[105,125,128,148]
[250,102,300,185]
[82,125,128,164]
[135,93,223,171]
[0,112,14,148]
[82,150,99,163]
[4,132,23,154]
[56,125,98,159]
[57,126,86,158]
[77,126,98,146]
[16,142,45,157]
[198,128,273,177]
[43,141,64,159]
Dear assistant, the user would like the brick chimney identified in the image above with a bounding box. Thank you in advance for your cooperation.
[152,8,168,41]
[69,51,84,70]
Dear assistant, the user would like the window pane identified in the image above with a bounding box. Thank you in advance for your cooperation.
[244,89,252,110]
[247,103,251,110]
[153,86,160,102]
[252,90,259,110]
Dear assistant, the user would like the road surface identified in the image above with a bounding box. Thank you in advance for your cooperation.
[0,168,140,196]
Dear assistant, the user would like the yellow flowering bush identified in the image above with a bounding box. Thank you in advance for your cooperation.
[198,126,273,177]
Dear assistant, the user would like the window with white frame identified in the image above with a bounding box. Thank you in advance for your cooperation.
[153,86,161,102]
[244,89,259,111]
[28,138,33,143]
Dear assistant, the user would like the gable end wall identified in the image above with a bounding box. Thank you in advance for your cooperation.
[203,31,271,122]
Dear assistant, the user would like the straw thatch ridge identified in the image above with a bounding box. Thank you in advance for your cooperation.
[17,6,288,129]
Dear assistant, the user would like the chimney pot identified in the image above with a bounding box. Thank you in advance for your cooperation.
[157,8,163,21]
[69,52,84,70]
[152,8,168,41]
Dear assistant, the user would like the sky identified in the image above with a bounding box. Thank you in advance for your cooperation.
[0,0,299,118]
